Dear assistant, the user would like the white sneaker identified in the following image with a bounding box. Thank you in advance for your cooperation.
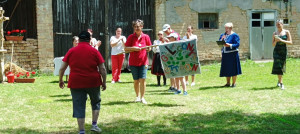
[91,125,102,133]
[111,81,115,84]
[191,82,195,86]
[277,82,280,87]
[281,83,285,90]
[135,97,141,102]
[141,98,147,104]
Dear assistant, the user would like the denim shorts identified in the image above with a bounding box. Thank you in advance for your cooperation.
[70,87,101,118]
[130,65,147,80]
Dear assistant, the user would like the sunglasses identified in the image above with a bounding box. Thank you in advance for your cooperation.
[158,34,162,35]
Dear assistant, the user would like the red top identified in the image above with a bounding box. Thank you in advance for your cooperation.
[63,42,105,89]
[125,32,152,66]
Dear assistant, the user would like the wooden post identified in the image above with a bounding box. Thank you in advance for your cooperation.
[104,0,109,73]
[0,7,9,82]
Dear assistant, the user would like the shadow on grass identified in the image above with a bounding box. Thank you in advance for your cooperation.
[147,83,161,87]
[50,94,70,97]
[251,86,278,90]
[54,99,72,102]
[102,101,134,105]
[147,91,175,95]
[0,127,76,134]
[1,111,299,133]
[112,81,134,84]
[148,103,184,107]
[49,80,68,83]
[198,86,226,90]
[100,110,300,133]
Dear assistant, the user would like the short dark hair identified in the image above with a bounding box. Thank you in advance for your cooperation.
[116,27,122,31]
[78,31,91,42]
[132,19,144,28]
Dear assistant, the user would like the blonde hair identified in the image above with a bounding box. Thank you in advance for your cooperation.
[224,22,233,28]
[276,19,283,24]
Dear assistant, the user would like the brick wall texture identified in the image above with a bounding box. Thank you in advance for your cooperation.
[3,39,39,71]
[36,0,54,73]
[155,0,300,62]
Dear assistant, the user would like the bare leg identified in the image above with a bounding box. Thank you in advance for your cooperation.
[170,78,175,88]
[191,75,195,83]
[278,75,283,83]
[175,78,180,90]
[226,77,230,85]
[77,118,85,131]
[139,79,146,98]
[92,110,99,123]
[185,76,188,82]
[134,80,139,97]
[180,77,186,92]
[232,76,237,85]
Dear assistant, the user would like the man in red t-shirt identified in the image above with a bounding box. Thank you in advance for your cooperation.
[125,19,152,104]
[59,31,106,133]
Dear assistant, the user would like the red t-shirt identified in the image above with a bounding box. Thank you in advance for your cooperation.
[63,42,105,89]
[125,33,152,66]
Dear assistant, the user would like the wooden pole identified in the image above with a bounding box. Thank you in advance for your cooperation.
[10,43,14,72]
[104,0,109,73]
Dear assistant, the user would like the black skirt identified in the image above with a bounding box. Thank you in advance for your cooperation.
[272,43,287,75]
[151,53,165,75]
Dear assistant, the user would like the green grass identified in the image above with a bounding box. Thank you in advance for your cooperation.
[0,58,300,134]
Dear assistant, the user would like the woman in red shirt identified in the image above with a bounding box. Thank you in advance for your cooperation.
[59,31,106,133]
[125,19,152,104]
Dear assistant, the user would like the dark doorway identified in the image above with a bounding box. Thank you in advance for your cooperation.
[52,0,155,70]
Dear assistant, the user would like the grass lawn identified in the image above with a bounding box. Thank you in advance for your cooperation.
[0,58,300,134]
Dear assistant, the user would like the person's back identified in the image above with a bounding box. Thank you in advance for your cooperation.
[59,31,106,133]
[64,41,103,89]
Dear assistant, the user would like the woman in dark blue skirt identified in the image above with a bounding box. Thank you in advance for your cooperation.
[219,22,242,87]
[272,20,293,90]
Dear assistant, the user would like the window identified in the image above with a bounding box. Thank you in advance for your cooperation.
[264,21,274,27]
[283,18,289,25]
[252,13,261,19]
[252,21,261,27]
[198,13,218,29]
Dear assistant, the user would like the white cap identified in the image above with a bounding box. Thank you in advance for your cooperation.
[162,24,170,32]
[158,31,163,35]
[166,33,178,39]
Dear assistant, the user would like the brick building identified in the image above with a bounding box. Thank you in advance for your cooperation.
[2,0,300,73]
[155,0,300,62]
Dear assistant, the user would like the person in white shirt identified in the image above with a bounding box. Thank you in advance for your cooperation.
[110,28,126,83]
[183,25,198,87]
[151,31,167,86]
[88,29,102,50]
[73,36,79,47]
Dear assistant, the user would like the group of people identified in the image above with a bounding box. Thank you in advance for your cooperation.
[58,19,293,134]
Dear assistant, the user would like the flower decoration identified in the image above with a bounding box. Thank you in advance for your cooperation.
[6,29,26,36]
[16,71,38,79]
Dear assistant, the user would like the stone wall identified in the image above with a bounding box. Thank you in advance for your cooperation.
[3,39,39,71]
[155,0,300,62]
[36,0,54,73]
